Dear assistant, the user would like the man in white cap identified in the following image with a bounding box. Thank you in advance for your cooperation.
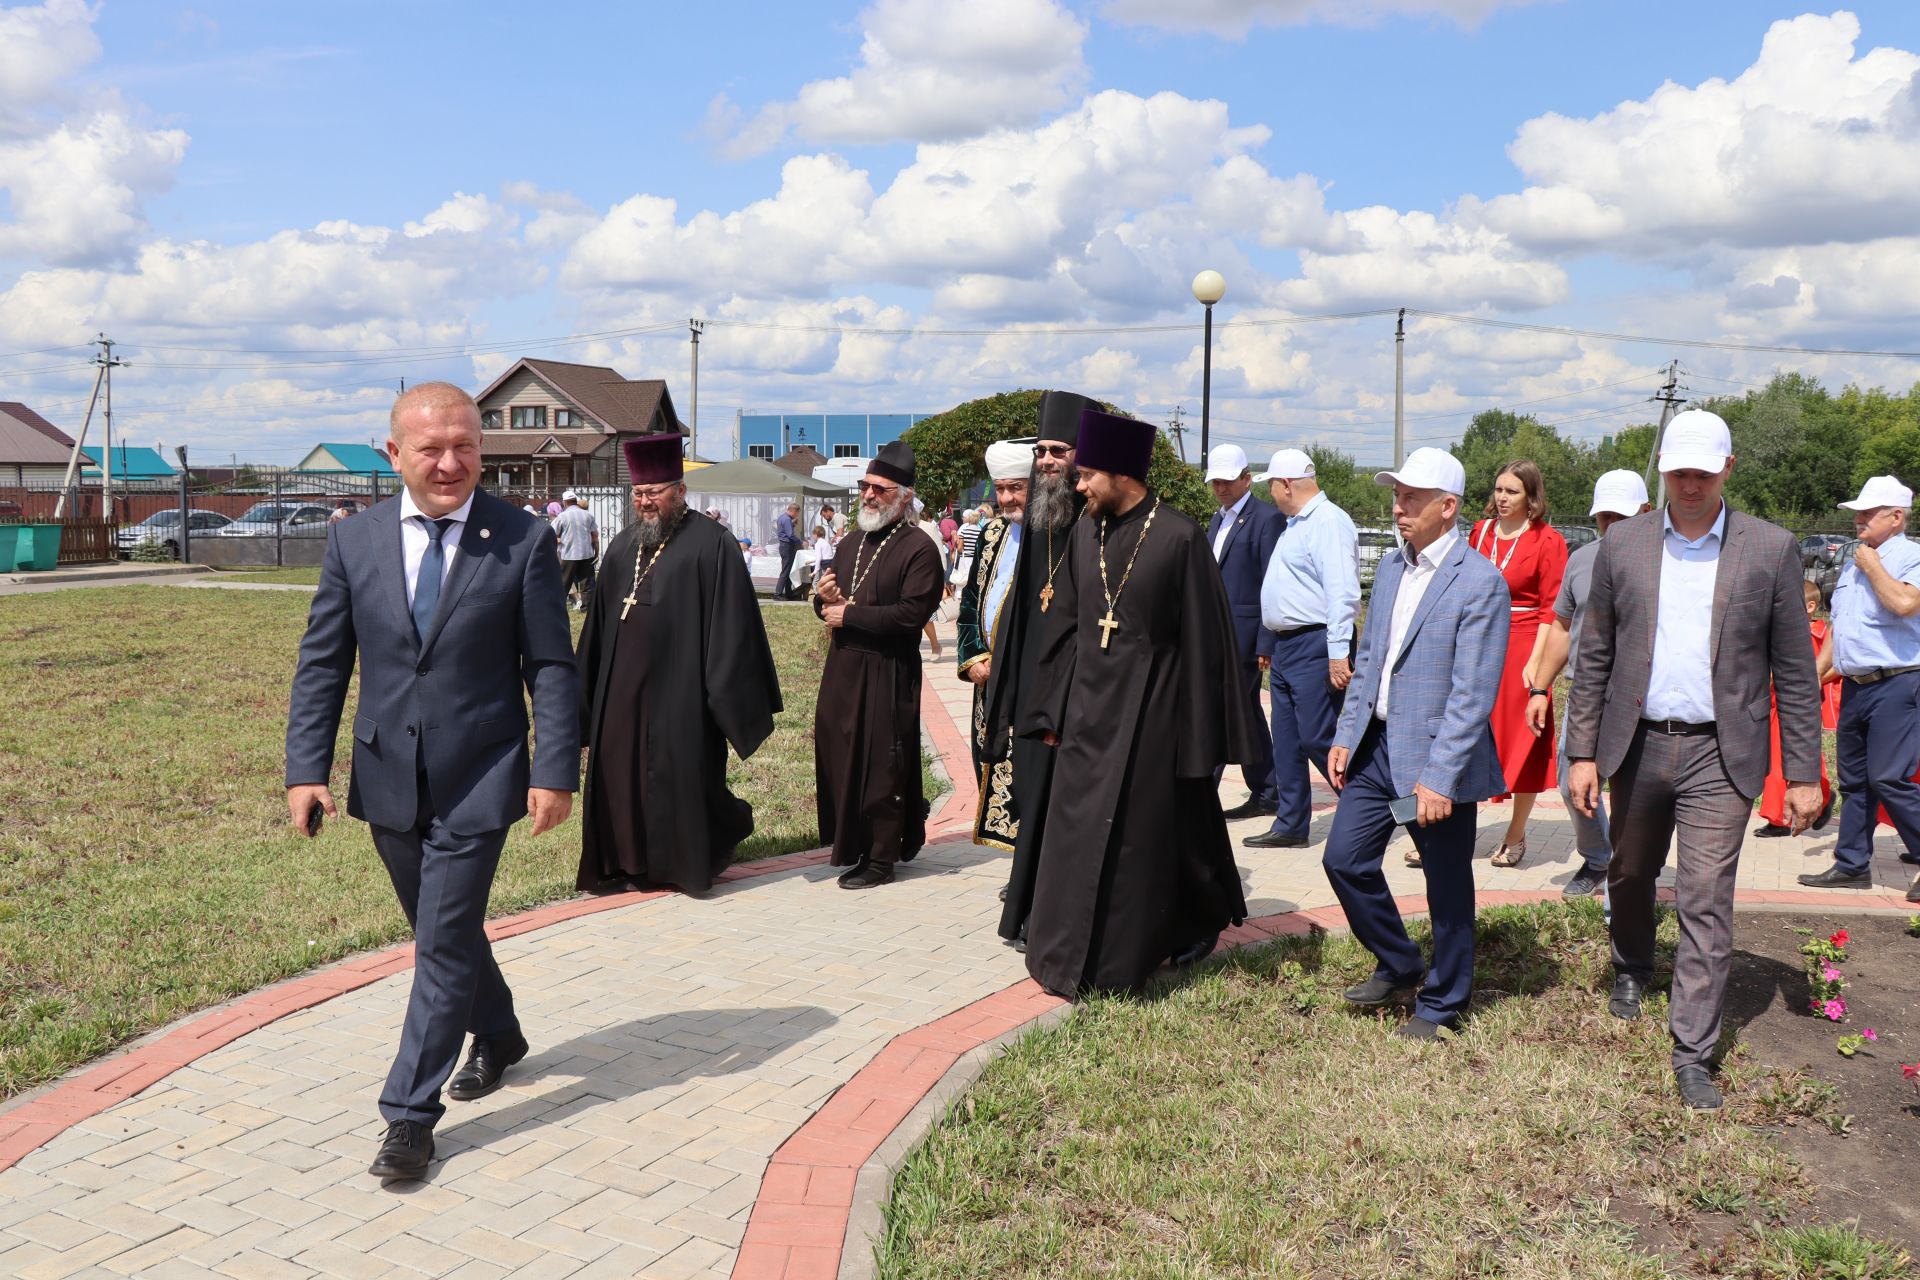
[957,438,1036,848]
[550,490,599,612]
[1521,470,1652,898]
[1246,447,1360,850]
[1799,474,1920,896]
[1566,409,1821,1109]
[1205,442,1286,819]
[1322,447,1509,1040]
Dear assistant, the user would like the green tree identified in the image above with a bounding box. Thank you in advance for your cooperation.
[1306,446,1391,522]
[1858,422,1920,488]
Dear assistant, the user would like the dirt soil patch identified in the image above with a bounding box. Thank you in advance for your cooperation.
[1726,910,1920,1249]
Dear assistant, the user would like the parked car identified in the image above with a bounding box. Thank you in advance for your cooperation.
[1553,523,1598,552]
[1809,539,1858,609]
[117,509,234,558]
[0,500,21,520]
[1356,527,1399,587]
[1800,532,1852,571]
[217,502,335,537]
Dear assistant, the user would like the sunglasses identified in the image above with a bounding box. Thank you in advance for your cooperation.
[856,481,899,497]
[1032,444,1071,459]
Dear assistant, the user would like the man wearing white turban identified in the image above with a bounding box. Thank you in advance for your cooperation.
[958,438,1036,848]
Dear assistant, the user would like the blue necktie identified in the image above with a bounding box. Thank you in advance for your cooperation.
[412,517,453,641]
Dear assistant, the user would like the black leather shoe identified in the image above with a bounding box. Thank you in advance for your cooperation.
[1813,800,1834,831]
[1563,865,1607,898]
[1608,973,1644,1020]
[1907,874,1920,903]
[447,1033,529,1102]
[997,885,1008,902]
[1243,830,1309,849]
[1675,1065,1723,1111]
[1900,850,1920,866]
[840,863,895,889]
[368,1120,433,1180]
[1169,932,1219,967]
[1394,1016,1447,1042]
[1343,971,1423,1007]
[1221,798,1278,821]
[1751,823,1792,838]
[1797,866,1873,889]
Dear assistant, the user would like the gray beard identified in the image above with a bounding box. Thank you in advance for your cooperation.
[635,501,683,549]
[857,493,910,532]
[1025,467,1079,531]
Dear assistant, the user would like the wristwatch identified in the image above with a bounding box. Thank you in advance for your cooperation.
[1527,687,1551,698]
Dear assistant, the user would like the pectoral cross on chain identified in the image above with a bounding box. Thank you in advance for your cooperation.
[1039,583,1054,613]
[1097,610,1120,650]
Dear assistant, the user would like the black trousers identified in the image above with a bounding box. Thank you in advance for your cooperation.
[368,772,517,1126]
[776,542,799,598]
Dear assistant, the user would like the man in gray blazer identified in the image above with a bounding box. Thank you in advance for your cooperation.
[1566,410,1822,1110]
[286,382,579,1179]
[1323,448,1509,1039]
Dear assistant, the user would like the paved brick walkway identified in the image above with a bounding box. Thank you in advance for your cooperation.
[3,617,1914,1279]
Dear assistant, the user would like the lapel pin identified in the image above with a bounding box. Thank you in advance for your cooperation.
[479,528,491,540]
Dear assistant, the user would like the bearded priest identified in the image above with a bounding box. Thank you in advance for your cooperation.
[1019,409,1252,995]
[813,441,947,888]
[575,433,783,894]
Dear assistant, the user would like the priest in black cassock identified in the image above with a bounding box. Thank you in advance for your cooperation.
[955,437,1034,849]
[813,441,946,889]
[575,433,783,895]
[981,391,1099,948]
[1019,409,1252,996]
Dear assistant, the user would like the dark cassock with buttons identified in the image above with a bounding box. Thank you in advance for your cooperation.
[980,391,1097,942]
[813,440,947,874]
[955,436,1040,850]
[575,432,783,894]
[1019,409,1252,996]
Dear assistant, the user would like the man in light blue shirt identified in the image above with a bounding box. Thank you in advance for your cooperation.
[1244,448,1361,849]
[1800,475,1920,895]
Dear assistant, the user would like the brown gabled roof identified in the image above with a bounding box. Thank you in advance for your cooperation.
[473,358,683,437]
[0,414,74,465]
[479,432,615,458]
[773,445,827,476]
[0,402,73,447]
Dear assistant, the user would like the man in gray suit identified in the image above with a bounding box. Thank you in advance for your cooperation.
[1566,409,1822,1110]
[286,381,579,1179]
[1323,448,1509,1040]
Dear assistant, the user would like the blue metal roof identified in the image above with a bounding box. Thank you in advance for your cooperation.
[313,443,397,474]
[80,445,175,478]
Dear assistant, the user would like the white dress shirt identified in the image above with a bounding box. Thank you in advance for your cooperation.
[1211,490,1250,561]
[398,487,472,607]
[1374,526,1459,721]
[1644,503,1726,723]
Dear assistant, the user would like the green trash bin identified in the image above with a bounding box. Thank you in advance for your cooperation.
[0,527,18,573]
[16,523,62,571]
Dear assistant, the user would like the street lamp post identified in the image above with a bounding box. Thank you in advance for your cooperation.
[1191,270,1225,461]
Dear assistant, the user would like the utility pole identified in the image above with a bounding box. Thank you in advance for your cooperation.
[1645,359,1686,508]
[102,335,121,526]
[1166,405,1188,463]
[1394,308,1407,468]
[687,318,704,459]
[52,335,124,520]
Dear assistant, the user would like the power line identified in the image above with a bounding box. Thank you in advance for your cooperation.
[1408,310,1920,360]
[1206,370,1662,430]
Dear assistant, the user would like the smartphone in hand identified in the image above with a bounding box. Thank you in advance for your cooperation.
[306,804,325,838]
[1388,794,1419,827]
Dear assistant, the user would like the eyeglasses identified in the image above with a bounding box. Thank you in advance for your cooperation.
[856,481,899,497]
[1032,444,1071,459]
[631,484,680,501]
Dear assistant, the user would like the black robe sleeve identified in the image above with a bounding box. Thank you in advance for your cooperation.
[1174,522,1253,779]
[703,522,784,759]
[575,529,625,727]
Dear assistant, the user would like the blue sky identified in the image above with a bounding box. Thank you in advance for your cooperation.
[6,0,1920,465]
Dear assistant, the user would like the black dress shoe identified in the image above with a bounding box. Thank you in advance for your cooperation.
[447,1033,529,1102]
[1675,1065,1723,1111]
[1169,932,1219,967]
[1813,799,1834,831]
[1907,874,1920,903]
[839,863,895,889]
[1608,973,1644,1020]
[1751,823,1792,838]
[1797,866,1873,889]
[368,1120,433,1180]
[1221,798,1278,821]
[1394,1016,1448,1042]
[997,885,1008,902]
[1343,971,1423,1007]
[1243,830,1309,849]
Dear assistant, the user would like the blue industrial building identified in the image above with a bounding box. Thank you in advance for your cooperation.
[735,412,933,461]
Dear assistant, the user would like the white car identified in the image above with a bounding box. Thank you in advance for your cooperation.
[118,509,233,558]
[217,502,335,537]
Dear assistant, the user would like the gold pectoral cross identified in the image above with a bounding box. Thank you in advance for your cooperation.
[1097,610,1119,649]
[1039,584,1054,613]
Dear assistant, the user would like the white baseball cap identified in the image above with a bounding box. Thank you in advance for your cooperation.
[1374,447,1466,496]
[1589,469,1650,518]
[1839,474,1915,511]
[561,489,579,501]
[1253,448,1315,482]
[1656,409,1732,475]
[1204,443,1250,482]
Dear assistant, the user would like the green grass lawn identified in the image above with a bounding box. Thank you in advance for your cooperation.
[206,566,322,585]
[877,902,1910,1279]
[0,586,889,1100]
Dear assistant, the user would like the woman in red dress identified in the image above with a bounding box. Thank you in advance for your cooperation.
[1755,579,1836,835]
[1470,460,1566,869]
